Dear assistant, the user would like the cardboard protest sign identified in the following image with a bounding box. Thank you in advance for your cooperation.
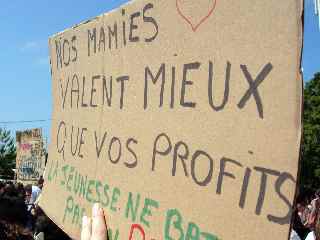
[39,0,303,239]
[16,128,45,182]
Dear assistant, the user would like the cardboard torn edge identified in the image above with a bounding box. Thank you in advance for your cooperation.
[39,39,68,238]
[40,2,137,238]
[288,0,305,240]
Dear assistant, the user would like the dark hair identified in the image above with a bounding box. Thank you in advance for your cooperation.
[315,189,320,198]
[38,176,44,185]
[3,184,19,198]
[34,214,71,240]
[24,184,32,194]
[0,195,28,225]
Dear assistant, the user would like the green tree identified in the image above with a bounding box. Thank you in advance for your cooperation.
[0,128,16,178]
[300,72,320,189]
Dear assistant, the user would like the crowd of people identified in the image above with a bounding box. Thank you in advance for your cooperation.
[0,176,319,240]
[0,177,70,240]
[291,189,320,240]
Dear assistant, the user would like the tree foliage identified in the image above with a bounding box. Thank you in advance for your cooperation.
[0,128,16,178]
[300,72,320,189]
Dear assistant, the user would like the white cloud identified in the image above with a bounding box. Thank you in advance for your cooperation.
[21,40,48,52]
[21,41,40,51]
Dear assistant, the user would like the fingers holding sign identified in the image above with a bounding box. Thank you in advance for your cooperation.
[81,203,107,240]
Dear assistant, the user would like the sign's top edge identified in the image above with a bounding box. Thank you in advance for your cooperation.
[49,0,134,40]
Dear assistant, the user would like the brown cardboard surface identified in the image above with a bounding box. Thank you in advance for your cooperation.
[39,0,303,239]
[16,128,45,183]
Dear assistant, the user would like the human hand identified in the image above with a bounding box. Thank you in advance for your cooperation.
[81,203,107,240]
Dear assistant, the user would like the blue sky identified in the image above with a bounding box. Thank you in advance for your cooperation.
[0,0,319,144]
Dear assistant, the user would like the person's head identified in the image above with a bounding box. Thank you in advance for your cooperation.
[38,176,44,190]
[34,215,48,234]
[16,183,25,197]
[3,184,18,198]
[296,202,305,212]
[0,195,32,240]
[24,184,32,202]
[0,195,28,225]
[36,215,71,240]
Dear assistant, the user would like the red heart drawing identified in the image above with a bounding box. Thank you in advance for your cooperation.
[176,0,217,32]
